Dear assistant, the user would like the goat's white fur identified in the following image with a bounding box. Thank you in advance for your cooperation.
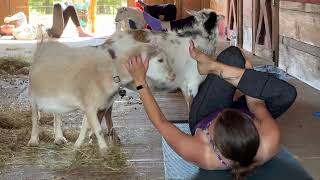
[28,39,175,150]
[115,7,145,31]
[76,9,220,145]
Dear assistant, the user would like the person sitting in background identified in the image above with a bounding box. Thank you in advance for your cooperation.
[136,0,176,21]
[135,0,177,31]
[47,2,91,38]
[0,3,91,40]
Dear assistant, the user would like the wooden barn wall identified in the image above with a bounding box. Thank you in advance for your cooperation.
[0,0,29,25]
[279,1,320,90]
[242,0,253,52]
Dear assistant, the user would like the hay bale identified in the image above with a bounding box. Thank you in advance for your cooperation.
[64,129,79,143]
[15,67,29,75]
[0,59,30,75]
[0,109,31,129]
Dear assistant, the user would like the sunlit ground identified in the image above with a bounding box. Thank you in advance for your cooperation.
[29,13,117,38]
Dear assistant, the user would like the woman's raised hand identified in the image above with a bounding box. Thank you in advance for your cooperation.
[125,55,149,86]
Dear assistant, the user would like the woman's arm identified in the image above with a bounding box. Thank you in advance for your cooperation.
[126,55,210,167]
[246,96,281,163]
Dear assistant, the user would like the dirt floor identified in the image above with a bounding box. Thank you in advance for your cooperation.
[0,58,319,179]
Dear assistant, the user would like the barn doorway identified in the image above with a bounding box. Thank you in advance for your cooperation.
[252,0,279,65]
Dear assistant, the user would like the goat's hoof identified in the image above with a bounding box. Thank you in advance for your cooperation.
[54,137,68,145]
[74,141,83,149]
[27,139,39,147]
[99,146,108,154]
[108,128,121,144]
[74,143,81,149]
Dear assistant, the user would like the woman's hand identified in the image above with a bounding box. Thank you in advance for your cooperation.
[189,40,216,75]
[4,17,11,24]
[125,55,149,86]
[0,24,14,36]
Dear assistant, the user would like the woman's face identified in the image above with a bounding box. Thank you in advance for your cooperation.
[0,24,14,35]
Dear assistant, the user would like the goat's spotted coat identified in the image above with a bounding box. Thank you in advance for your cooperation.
[29,9,220,150]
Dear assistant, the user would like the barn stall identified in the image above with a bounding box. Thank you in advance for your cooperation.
[0,0,319,179]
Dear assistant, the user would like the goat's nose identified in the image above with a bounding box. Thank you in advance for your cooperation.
[168,73,176,81]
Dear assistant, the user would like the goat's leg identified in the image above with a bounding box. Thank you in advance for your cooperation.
[28,101,40,146]
[53,114,68,145]
[105,106,120,144]
[74,114,88,148]
[86,109,107,151]
[180,87,194,111]
[88,109,106,142]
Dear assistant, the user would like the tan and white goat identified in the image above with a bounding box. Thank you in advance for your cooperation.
[28,39,175,151]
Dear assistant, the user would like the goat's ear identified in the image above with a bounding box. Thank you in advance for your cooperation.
[186,9,197,16]
[117,6,127,11]
[217,15,225,21]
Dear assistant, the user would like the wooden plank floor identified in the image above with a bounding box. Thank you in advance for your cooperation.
[1,52,319,179]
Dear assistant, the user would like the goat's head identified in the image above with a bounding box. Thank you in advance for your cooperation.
[185,9,221,38]
[146,49,176,89]
[115,7,129,22]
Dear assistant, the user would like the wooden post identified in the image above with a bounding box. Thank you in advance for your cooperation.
[237,0,243,47]
[272,0,279,66]
[0,0,10,24]
[252,0,258,55]
[175,0,182,19]
[127,0,135,7]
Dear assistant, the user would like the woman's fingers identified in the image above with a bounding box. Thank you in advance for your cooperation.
[143,58,149,70]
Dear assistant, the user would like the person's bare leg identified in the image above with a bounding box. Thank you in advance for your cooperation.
[47,3,64,38]
[63,5,92,37]
[76,26,92,37]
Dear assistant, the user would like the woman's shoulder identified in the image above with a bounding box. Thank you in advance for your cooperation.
[254,126,280,164]
[194,128,230,170]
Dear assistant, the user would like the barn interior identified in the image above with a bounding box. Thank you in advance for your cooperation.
[0,0,319,179]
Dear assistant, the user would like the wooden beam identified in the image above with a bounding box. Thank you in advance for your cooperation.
[281,36,320,57]
[279,44,320,90]
[279,7,320,47]
[237,0,243,47]
[272,0,280,66]
[280,1,320,14]
[252,0,258,54]
[281,0,320,4]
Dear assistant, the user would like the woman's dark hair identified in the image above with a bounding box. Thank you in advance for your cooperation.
[214,109,260,180]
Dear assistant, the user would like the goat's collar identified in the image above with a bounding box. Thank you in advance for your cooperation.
[110,57,127,98]
[96,46,127,98]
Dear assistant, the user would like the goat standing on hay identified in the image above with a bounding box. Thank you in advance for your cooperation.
[42,9,221,149]
[28,36,175,151]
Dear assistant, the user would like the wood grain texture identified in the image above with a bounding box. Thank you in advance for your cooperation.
[279,44,320,90]
[280,1,320,13]
[279,7,320,47]
[281,35,320,57]
[281,0,320,4]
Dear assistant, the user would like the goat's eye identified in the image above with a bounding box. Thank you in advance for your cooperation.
[158,59,164,63]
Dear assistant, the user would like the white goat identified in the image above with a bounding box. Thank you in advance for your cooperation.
[28,39,175,150]
[74,9,221,145]
[115,7,145,31]
[46,9,221,148]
